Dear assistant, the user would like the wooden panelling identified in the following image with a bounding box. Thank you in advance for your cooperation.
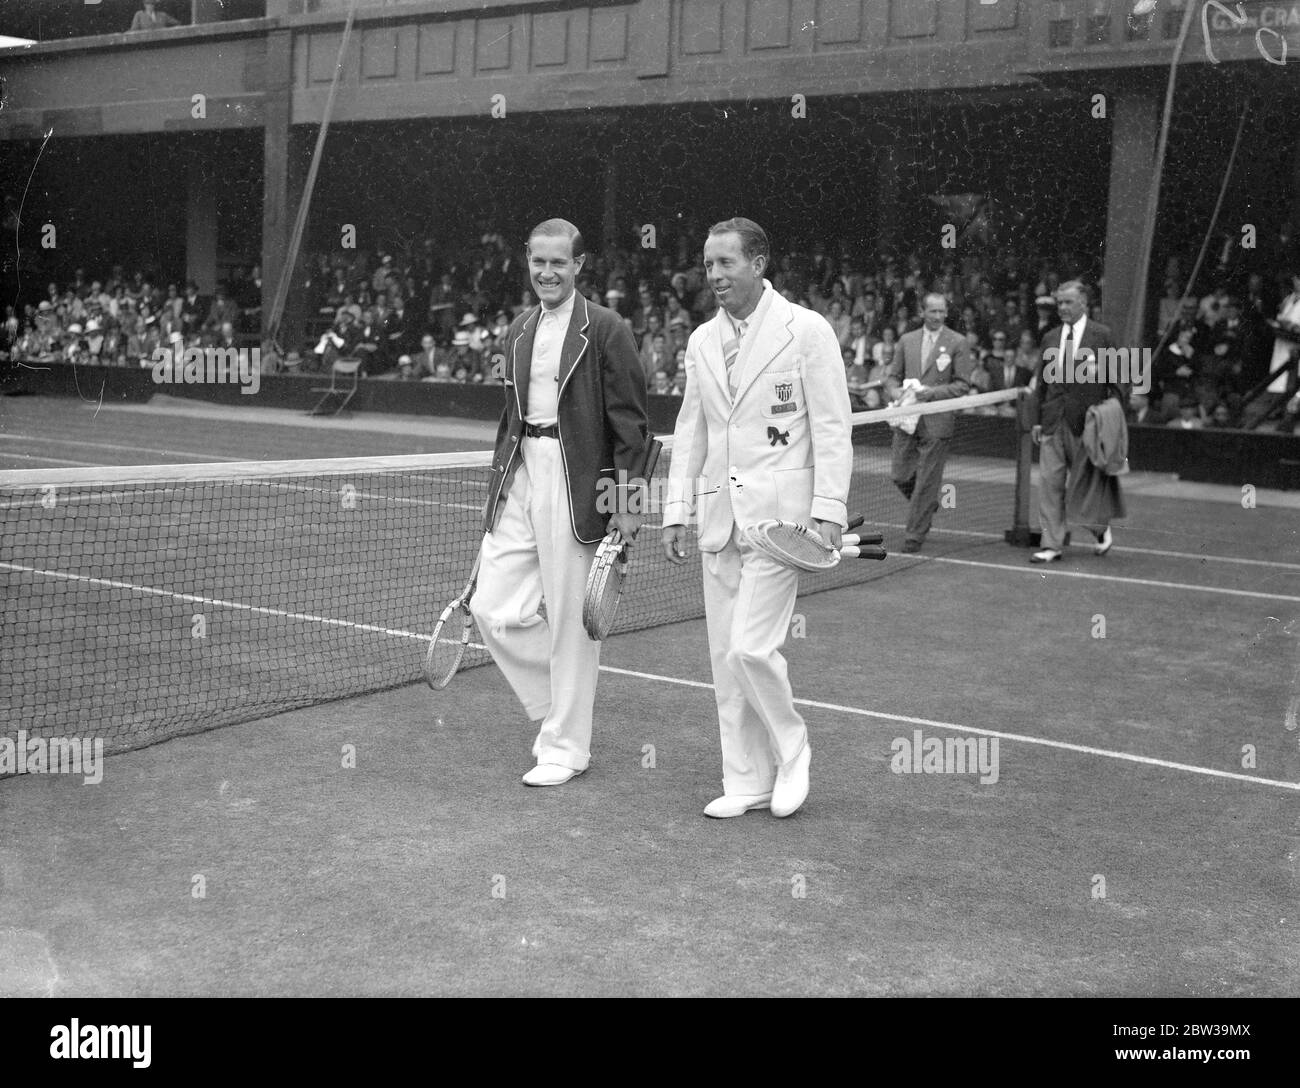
[475,17,514,71]
[891,0,938,38]
[970,0,1017,33]
[417,23,457,75]
[361,26,399,78]
[748,0,792,51]
[815,0,864,45]
[532,11,570,67]
[680,0,724,54]
[591,7,631,62]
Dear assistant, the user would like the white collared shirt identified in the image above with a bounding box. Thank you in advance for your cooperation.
[527,289,577,426]
[1056,314,1088,362]
[921,325,939,362]
[721,281,773,395]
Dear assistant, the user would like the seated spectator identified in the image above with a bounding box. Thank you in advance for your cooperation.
[313,310,362,370]
[1154,327,1200,417]
[670,370,687,396]
[130,1,180,32]
[997,298,1025,346]
[957,303,984,343]
[214,320,239,352]
[447,330,481,376]
[1012,328,1039,376]
[827,299,851,348]
[1167,397,1204,429]
[1205,402,1235,429]
[988,346,1029,393]
[872,324,898,370]
[403,332,439,380]
[664,295,690,333]
[968,353,993,403]
[641,330,671,381]
[258,340,281,375]
[1127,391,1164,426]
[353,307,384,372]
[85,318,106,361]
[845,353,870,411]
[1030,295,1056,339]
[1157,278,1182,334]
[201,284,240,331]
[852,289,881,333]
[846,315,870,366]
[180,282,204,337]
[985,330,1009,368]
[651,369,671,396]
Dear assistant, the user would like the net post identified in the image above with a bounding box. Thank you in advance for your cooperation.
[1005,388,1035,548]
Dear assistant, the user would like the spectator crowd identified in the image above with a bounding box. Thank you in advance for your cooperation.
[4,229,1298,433]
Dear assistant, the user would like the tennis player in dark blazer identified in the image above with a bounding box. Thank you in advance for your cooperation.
[883,292,974,552]
[472,218,651,786]
[1028,280,1126,563]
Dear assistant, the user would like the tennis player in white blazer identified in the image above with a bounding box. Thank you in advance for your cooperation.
[663,218,853,819]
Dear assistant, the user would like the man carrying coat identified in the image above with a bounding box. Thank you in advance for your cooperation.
[1028,280,1127,564]
[472,218,651,786]
[662,218,853,819]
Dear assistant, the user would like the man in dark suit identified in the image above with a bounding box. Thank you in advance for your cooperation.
[471,219,651,787]
[1029,280,1127,563]
[988,350,1031,393]
[884,292,974,553]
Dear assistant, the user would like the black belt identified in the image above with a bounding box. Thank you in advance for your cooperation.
[525,423,559,439]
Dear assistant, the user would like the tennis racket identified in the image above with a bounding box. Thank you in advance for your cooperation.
[425,548,482,689]
[582,438,663,641]
[743,513,888,572]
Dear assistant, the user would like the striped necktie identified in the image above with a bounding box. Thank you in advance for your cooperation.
[724,317,746,394]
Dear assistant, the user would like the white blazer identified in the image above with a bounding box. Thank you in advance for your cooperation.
[665,281,853,552]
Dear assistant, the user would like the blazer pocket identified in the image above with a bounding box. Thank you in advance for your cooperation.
[759,368,807,421]
[770,464,814,523]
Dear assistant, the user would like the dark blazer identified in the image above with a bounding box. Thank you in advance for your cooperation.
[987,357,1031,392]
[883,323,973,439]
[483,292,649,544]
[1031,319,1125,436]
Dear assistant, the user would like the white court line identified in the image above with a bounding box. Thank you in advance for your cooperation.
[599,666,1300,793]
[0,562,430,642]
[0,453,97,468]
[0,432,235,462]
[6,559,1295,791]
[914,555,1300,604]
[870,521,1300,573]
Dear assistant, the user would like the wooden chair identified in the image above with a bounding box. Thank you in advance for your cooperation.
[309,358,361,416]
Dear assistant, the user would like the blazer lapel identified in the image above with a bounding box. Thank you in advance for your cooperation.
[510,306,541,418]
[699,314,731,401]
[921,328,949,382]
[732,290,794,409]
[556,293,592,398]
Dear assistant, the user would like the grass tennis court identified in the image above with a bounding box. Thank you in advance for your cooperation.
[1,393,1297,996]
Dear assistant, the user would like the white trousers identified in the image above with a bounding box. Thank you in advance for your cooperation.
[701,526,808,796]
[469,436,601,771]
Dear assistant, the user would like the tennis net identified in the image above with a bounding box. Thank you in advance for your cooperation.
[1,389,1028,759]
